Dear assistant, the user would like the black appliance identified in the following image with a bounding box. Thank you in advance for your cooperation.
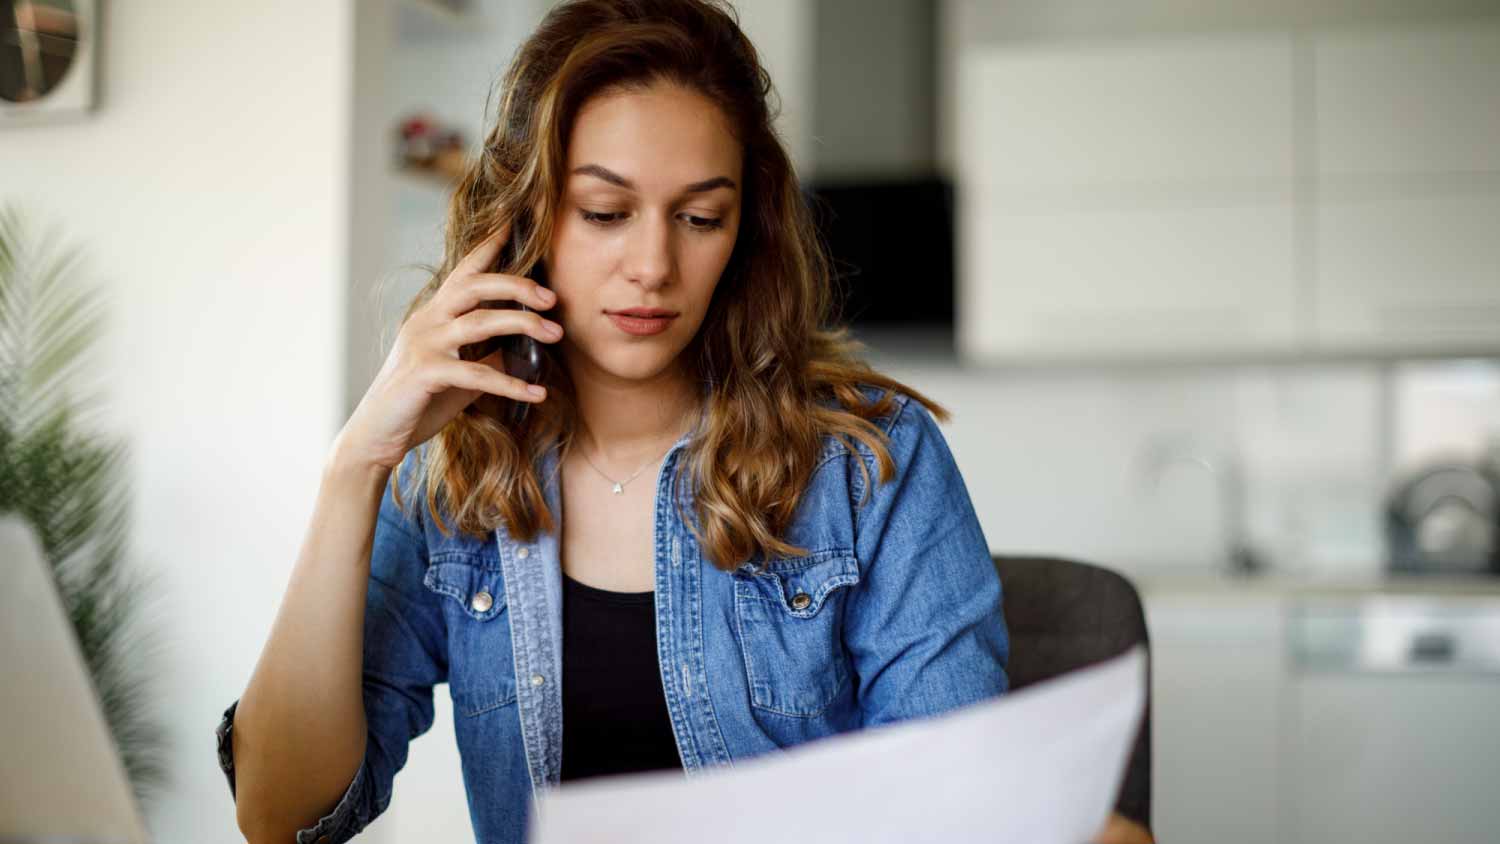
[803,176,954,340]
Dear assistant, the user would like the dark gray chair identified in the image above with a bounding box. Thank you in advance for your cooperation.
[991,554,1152,833]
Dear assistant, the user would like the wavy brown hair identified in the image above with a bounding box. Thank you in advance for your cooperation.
[391,0,949,572]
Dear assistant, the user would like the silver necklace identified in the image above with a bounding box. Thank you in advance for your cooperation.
[578,445,664,495]
[577,428,685,495]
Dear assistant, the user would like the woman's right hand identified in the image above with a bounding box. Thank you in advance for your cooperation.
[334,222,565,473]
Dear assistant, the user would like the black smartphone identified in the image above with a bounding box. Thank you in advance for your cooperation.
[459,235,550,427]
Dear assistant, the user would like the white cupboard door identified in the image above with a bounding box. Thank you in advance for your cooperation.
[1313,21,1500,353]
[956,35,1300,362]
[957,35,1296,194]
[1316,21,1500,177]
[1289,673,1500,844]
[1286,598,1500,844]
[1145,596,1286,844]
[962,200,1299,360]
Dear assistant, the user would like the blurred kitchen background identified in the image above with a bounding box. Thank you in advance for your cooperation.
[5,0,1500,842]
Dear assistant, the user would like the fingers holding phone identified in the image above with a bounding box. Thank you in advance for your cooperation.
[335,224,564,472]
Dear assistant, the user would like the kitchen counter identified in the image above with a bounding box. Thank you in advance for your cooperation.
[1129,570,1500,599]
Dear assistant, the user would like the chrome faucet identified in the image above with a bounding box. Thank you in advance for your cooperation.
[1134,433,1265,576]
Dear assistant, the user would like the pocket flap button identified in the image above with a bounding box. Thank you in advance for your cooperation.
[470,590,494,613]
[790,592,812,611]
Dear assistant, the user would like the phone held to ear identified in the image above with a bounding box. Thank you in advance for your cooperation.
[457,242,550,428]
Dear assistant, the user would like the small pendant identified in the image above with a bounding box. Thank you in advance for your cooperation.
[612,482,624,495]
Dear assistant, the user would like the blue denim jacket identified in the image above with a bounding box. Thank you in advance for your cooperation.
[216,386,1010,843]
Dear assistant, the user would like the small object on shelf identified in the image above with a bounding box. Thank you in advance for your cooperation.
[396,111,469,185]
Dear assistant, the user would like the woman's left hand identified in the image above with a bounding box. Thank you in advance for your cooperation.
[1090,811,1154,844]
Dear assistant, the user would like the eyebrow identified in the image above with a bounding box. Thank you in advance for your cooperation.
[571,163,737,195]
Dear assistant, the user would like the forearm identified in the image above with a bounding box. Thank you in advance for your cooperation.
[231,446,391,840]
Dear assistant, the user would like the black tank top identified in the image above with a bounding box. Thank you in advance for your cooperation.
[559,572,683,782]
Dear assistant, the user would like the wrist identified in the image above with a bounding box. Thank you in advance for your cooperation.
[324,433,394,489]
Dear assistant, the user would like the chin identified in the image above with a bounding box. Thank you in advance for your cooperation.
[589,344,686,382]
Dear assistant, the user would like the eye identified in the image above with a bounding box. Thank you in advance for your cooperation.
[681,214,724,232]
[580,210,624,226]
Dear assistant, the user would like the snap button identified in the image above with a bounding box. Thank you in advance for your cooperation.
[517,547,530,559]
[531,673,546,687]
[470,590,494,613]
[790,592,812,611]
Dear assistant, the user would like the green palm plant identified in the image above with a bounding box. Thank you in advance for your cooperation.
[0,201,168,809]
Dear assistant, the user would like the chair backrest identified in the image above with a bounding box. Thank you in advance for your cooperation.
[992,554,1152,832]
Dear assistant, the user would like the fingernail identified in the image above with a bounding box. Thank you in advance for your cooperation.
[528,385,547,398]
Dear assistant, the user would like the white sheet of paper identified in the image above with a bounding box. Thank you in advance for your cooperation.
[529,644,1146,844]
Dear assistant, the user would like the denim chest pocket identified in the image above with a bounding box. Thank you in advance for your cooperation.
[422,553,518,717]
[734,551,861,718]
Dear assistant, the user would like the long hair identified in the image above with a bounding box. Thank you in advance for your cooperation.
[392,0,950,572]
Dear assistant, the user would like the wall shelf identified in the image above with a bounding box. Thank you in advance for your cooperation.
[395,145,468,187]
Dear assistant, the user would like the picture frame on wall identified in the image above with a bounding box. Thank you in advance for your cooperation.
[1,0,98,126]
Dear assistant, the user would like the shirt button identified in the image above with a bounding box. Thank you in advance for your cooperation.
[531,673,545,687]
[790,592,812,611]
[516,547,530,559]
[470,590,494,613]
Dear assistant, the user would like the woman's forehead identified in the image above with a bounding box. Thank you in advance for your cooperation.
[566,83,742,190]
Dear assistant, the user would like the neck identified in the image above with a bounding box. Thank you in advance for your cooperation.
[566,357,700,469]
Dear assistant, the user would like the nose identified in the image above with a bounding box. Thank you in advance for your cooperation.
[622,211,672,291]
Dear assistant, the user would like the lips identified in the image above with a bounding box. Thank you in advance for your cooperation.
[608,307,679,318]
[606,308,678,337]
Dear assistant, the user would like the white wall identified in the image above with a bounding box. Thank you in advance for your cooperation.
[865,354,1500,583]
[870,358,1396,578]
[1,1,353,841]
[728,0,814,177]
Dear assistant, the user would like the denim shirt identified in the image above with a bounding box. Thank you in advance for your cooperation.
[215,386,1010,844]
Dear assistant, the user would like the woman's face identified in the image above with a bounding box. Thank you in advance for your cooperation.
[546,80,743,386]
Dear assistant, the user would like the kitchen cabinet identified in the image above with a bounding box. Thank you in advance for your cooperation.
[1285,596,1500,844]
[1144,594,1286,844]
[956,35,1301,362]
[1142,582,1500,844]
[954,17,1500,364]
[962,202,1300,360]
[1314,192,1500,354]
[1312,21,1500,354]
[1313,22,1500,179]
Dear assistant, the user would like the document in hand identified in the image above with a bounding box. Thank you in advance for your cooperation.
[530,644,1147,844]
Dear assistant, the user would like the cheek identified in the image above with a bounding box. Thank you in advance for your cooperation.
[548,220,611,296]
[685,233,737,291]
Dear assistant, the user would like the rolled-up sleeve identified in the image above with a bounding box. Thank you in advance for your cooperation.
[215,447,448,843]
[846,395,1010,726]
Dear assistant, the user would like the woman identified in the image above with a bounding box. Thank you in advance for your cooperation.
[217,1,1150,842]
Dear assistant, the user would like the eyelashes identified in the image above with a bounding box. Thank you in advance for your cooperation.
[579,210,725,232]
